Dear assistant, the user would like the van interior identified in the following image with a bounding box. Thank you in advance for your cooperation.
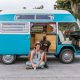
[58,22,80,50]
[30,22,57,53]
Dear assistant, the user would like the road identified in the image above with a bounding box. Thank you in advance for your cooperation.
[0,56,80,80]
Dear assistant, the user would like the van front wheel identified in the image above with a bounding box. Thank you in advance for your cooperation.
[1,55,16,64]
[59,49,74,64]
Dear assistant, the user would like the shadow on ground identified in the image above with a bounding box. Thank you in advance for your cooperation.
[0,56,80,65]
[15,56,80,65]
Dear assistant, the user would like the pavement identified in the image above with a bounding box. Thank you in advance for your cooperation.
[0,56,80,80]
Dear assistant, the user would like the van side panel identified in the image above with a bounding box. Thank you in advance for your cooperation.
[0,34,30,55]
[0,14,76,22]
[56,44,76,55]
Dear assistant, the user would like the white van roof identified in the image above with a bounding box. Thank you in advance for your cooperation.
[0,9,71,14]
[0,9,76,22]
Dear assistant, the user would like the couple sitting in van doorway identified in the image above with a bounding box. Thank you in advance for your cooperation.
[26,36,51,70]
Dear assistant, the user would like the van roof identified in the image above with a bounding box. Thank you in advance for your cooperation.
[0,9,71,14]
[0,9,76,22]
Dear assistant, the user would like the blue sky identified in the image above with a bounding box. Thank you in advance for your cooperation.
[0,0,57,10]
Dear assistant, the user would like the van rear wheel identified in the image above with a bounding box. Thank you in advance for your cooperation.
[1,55,16,64]
[59,49,74,64]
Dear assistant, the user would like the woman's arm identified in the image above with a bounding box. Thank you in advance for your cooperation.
[30,50,36,68]
[37,52,45,66]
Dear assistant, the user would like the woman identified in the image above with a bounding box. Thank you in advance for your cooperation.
[26,42,46,70]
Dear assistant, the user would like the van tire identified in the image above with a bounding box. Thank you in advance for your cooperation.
[59,49,74,64]
[1,55,16,64]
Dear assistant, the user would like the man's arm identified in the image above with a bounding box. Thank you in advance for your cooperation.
[47,41,51,47]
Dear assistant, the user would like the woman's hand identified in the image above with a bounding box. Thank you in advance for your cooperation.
[32,64,36,68]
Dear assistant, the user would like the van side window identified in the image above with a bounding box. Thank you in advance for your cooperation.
[1,23,30,34]
[36,15,53,20]
[16,15,35,20]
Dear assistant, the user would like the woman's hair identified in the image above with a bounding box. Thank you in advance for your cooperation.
[35,42,42,49]
[35,43,41,46]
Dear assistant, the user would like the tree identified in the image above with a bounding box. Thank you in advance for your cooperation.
[33,5,44,9]
[56,0,80,19]
[0,10,2,12]
[23,7,27,9]
[56,0,71,12]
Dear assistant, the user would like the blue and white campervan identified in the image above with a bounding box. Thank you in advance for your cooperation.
[0,9,79,64]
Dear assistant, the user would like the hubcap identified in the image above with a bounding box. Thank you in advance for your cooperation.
[62,51,73,62]
[2,55,14,63]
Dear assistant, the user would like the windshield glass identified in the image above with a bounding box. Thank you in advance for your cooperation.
[58,22,80,38]
[59,22,80,32]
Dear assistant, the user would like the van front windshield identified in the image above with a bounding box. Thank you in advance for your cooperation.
[58,22,80,38]
[59,22,80,31]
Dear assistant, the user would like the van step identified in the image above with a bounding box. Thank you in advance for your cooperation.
[46,52,56,55]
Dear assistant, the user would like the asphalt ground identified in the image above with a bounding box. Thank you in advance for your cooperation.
[0,56,80,80]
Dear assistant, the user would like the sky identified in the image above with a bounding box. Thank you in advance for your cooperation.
[0,0,57,10]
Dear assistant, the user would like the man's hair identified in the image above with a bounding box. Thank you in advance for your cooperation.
[43,36,46,41]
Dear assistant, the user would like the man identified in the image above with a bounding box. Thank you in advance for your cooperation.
[26,42,46,70]
[40,36,51,52]
[40,36,51,68]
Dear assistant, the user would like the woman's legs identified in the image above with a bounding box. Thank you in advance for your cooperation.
[26,61,32,68]
[38,61,45,68]
[26,61,45,69]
